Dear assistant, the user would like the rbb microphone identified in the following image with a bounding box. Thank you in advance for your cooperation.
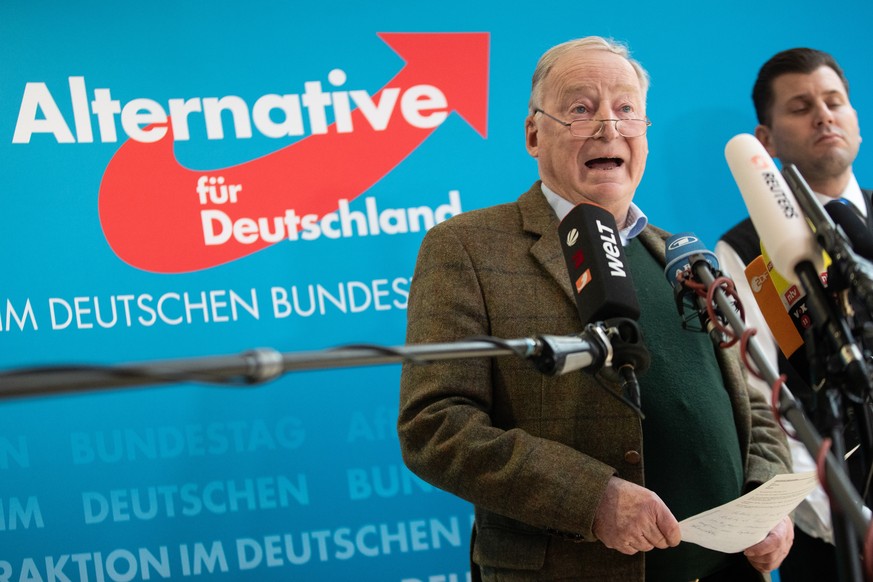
[558,203,640,323]
[824,199,873,262]
[558,203,647,412]
[663,232,725,342]
[724,134,824,286]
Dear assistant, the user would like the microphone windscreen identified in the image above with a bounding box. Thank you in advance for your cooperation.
[744,255,804,358]
[824,199,873,261]
[663,232,718,287]
[725,134,824,285]
[558,203,640,324]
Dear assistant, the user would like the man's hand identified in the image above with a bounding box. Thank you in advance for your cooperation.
[744,515,794,572]
[592,476,681,555]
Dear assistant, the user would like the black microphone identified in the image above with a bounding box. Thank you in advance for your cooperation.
[558,203,648,412]
[824,199,873,262]
[781,164,873,312]
[558,202,640,322]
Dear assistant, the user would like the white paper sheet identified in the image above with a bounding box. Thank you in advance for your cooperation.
[679,472,819,553]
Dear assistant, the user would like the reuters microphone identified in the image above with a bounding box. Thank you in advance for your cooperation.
[725,133,869,389]
[724,134,824,286]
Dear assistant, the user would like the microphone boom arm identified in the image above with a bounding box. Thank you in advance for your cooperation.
[0,320,644,401]
[689,253,872,547]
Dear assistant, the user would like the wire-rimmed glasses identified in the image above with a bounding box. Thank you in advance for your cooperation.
[534,109,651,138]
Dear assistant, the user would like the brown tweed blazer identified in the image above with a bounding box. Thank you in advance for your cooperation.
[398,182,790,581]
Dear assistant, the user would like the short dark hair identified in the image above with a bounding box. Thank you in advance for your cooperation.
[752,48,849,126]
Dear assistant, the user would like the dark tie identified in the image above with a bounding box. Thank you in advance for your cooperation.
[824,198,873,260]
[836,197,865,220]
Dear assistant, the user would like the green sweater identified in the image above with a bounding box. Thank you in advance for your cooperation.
[625,238,744,581]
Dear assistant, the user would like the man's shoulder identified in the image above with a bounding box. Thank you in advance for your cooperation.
[426,184,547,236]
[427,199,523,239]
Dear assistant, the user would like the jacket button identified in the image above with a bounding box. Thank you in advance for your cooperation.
[624,450,641,464]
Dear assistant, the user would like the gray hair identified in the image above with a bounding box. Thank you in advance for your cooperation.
[528,36,650,113]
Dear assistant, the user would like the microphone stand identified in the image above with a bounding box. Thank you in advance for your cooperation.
[0,319,646,416]
[784,165,873,317]
[795,262,868,582]
[688,254,869,582]
[784,163,873,579]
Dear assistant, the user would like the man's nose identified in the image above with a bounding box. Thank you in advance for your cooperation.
[813,101,835,126]
[594,119,619,140]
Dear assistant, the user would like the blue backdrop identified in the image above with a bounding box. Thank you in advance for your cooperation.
[2,1,871,580]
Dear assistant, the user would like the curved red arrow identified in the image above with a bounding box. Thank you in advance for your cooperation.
[98,32,489,273]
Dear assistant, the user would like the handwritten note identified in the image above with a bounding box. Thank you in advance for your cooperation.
[679,472,818,553]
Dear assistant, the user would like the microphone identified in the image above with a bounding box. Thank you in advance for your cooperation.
[725,135,869,390]
[558,202,640,323]
[743,255,817,405]
[743,255,808,359]
[558,203,648,412]
[663,231,728,343]
[781,164,873,311]
[824,199,873,262]
[724,134,824,286]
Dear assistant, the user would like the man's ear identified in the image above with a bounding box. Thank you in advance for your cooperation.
[525,115,539,157]
[754,124,777,158]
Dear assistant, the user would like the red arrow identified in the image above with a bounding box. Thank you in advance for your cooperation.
[98,32,489,273]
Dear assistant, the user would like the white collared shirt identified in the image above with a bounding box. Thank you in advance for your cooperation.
[540,182,648,246]
[823,173,866,217]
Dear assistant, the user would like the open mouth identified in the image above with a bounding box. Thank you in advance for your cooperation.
[585,157,624,170]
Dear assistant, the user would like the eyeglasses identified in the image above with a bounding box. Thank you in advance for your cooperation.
[534,109,652,138]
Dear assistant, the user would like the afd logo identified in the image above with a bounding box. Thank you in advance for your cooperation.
[667,234,699,251]
[17,33,489,274]
[12,35,488,145]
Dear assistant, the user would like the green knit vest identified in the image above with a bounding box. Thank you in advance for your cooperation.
[625,238,744,581]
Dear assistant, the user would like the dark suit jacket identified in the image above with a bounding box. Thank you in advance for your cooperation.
[398,182,791,581]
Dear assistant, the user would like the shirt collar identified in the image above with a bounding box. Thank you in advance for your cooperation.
[814,173,865,218]
[540,182,648,246]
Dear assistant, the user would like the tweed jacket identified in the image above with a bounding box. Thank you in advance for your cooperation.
[398,182,791,581]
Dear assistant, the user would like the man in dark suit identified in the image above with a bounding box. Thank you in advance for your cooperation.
[399,37,793,581]
[716,48,867,582]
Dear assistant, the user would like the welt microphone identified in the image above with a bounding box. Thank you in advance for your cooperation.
[558,202,647,410]
[558,202,640,322]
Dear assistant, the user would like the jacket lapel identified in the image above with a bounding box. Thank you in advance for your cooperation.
[518,183,575,303]
[520,183,672,298]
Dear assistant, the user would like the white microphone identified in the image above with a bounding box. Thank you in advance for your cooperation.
[724,133,824,285]
[726,133,869,391]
